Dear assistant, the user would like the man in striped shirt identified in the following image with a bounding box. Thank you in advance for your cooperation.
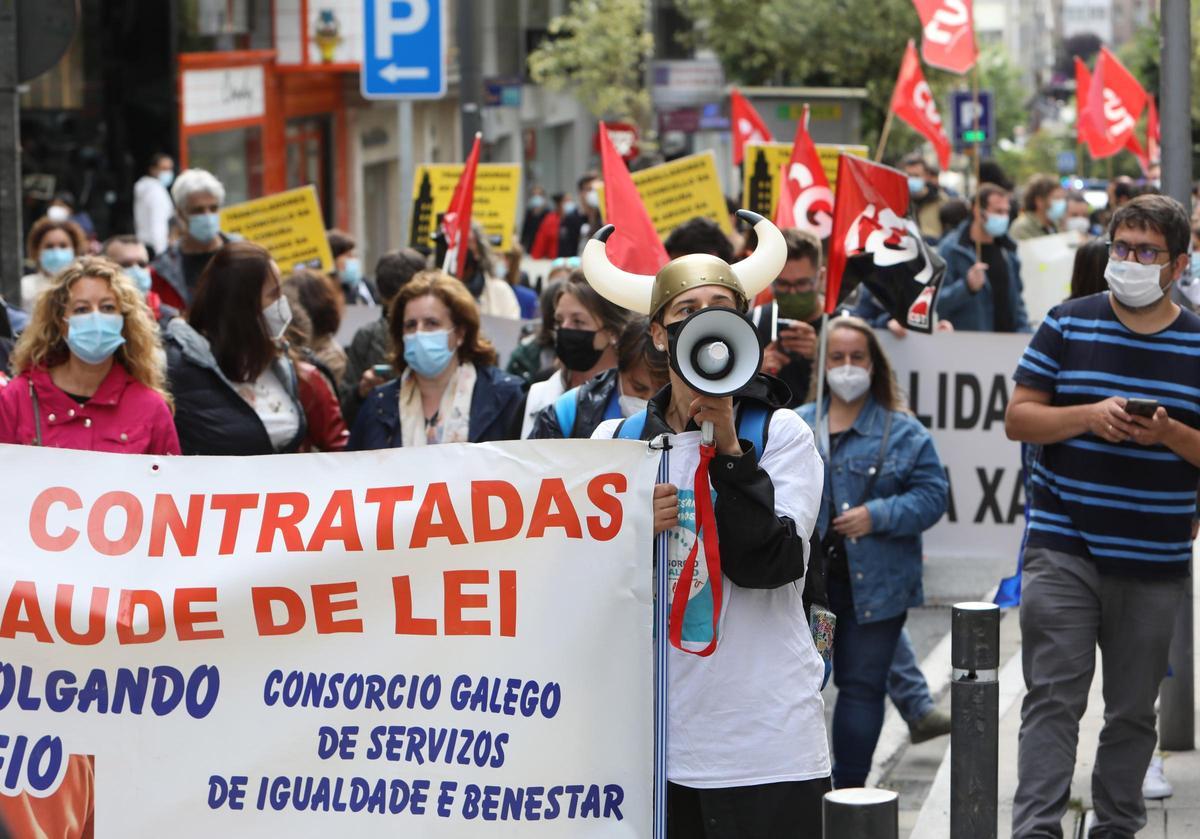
[1006,194,1200,838]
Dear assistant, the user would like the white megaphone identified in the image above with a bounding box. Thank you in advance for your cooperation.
[668,307,764,446]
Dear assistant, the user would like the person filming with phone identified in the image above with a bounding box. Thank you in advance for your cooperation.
[1005,194,1200,839]
[749,228,824,409]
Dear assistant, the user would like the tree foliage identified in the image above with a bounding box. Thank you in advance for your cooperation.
[526,0,655,129]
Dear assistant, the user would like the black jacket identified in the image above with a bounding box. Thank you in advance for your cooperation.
[347,364,524,449]
[528,367,621,440]
[626,374,808,589]
[165,319,307,456]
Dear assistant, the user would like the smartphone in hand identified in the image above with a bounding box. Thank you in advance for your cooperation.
[1125,398,1160,418]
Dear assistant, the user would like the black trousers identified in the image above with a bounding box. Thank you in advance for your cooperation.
[667,777,832,839]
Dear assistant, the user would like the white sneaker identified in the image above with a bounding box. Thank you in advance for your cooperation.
[1143,754,1173,800]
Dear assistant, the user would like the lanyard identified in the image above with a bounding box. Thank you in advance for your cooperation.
[668,441,723,657]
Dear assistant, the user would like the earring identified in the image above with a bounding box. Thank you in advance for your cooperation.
[656,345,664,351]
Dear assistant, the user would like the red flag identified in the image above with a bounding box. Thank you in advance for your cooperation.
[913,0,978,74]
[598,123,670,275]
[825,155,947,334]
[441,132,481,279]
[775,163,797,229]
[1126,132,1150,176]
[731,89,773,165]
[779,104,836,239]
[1086,47,1147,158]
[1074,57,1102,155]
[890,41,952,170]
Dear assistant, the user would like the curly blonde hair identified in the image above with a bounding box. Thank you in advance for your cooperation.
[10,257,170,405]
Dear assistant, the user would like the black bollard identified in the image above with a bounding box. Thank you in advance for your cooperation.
[950,601,1000,839]
[823,788,898,839]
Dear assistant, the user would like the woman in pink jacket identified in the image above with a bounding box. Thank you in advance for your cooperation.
[0,256,179,454]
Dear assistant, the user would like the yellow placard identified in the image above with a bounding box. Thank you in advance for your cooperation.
[409,164,522,252]
[610,150,731,240]
[741,143,870,221]
[219,185,334,273]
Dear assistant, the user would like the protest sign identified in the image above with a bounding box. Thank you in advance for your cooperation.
[220,186,334,273]
[0,441,658,837]
[481,314,537,369]
[1018,231,1081,327]
[410,164,522,252]
[623,151,732,238]
[742,143,869,219]
[880,330,1029,560]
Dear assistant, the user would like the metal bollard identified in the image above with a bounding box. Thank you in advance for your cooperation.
[823,788,898,839]
[951,601,1000,839]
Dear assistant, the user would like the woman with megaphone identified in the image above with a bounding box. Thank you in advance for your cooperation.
[797,316,949,791]
[585,211,831,838]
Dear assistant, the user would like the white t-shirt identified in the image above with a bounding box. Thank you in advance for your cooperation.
[593,408,830,787]
[520,372,567,438]
[134,175,175,256]
[236,367,301,452]
[20,272,53,312]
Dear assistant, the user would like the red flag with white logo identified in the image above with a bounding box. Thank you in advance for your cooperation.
[1086,47,1147,159]
[598,123,670,275]
[913,0,978,74]
[826,154,945,332]
[778,104,836,239]
[890,41,952,170]
[731,89,773,165]
[1074,56,1102,156]
[441,132,481,279]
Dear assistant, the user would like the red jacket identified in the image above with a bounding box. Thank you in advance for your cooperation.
[530,211,561,259]
[0,364,180,454]
[297,361,349,452]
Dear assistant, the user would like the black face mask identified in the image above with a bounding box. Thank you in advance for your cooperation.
[464,269,486,299]
[555,328,604,372]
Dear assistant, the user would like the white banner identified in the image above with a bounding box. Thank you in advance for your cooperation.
[0,441,658,837]
[880,331,1031,560]
[1018,231,1084,327]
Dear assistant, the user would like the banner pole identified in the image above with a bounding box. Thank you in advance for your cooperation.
[652,435,672,839]
[971,65,983,262]
[814,313,830,454]
[874,109,896,164]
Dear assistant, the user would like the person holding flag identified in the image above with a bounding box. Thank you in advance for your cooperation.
[585,211,831,837]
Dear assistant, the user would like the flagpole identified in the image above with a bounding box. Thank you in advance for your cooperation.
[875,109,896,164]
[971,64,983,262]
[814,313,830,455]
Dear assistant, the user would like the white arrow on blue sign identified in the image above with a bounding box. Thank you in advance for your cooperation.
[362,0,446,99]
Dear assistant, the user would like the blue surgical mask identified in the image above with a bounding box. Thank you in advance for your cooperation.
[1191,252,1200,279]
[984,213,1010,238]
[1048,198,1067,222]
[529,195,546,210]
[39,246,75,275]
[562,201,578,215]
[158,170,174,189]
[128,266,153,295]
[66,312,126,364]
[187,212,221,242]
[404,329,456,378]
[907,177,927,197]
[340,257,362,286]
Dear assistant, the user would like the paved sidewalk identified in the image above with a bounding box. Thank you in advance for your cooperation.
[891,581,1200,837]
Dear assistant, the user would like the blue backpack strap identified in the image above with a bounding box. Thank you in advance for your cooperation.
[615,409,648,440]
[736,402,772,457]
[553,387,580,438]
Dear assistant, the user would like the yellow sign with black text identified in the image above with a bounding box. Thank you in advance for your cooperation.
[219,185,334,273]
[408,164,522,252]
[741,143,870,220]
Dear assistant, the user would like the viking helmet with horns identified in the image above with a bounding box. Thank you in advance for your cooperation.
[582,210,788,318]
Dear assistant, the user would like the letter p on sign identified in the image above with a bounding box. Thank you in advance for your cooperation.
[374,0,429,58]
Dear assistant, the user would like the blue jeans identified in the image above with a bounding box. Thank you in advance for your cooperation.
[830,578,906,788]
[888,628,934,724]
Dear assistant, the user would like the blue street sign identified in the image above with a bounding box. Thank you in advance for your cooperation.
[1057,150,1078,174]
[950,89,994,151]
[362,0,446,99]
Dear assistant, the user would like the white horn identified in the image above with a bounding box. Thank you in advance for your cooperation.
[581,225,655,315]
[731,210,787,300]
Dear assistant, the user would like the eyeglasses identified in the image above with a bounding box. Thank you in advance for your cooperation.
[774,278,816,294]
[1108,239,1172,265]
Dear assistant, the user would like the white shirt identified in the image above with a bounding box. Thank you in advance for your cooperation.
[134,175,175,255]
[520,372,567,438]
[593,409,830,787]
[477,277,522,319]
[20,272,53,312]
[236,367,301,452]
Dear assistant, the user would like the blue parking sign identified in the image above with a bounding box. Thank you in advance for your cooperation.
[362,0,446,99]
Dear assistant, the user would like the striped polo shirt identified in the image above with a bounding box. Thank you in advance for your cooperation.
[1014,292,1200,577]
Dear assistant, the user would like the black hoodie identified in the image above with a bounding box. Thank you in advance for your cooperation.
[618,374,810,589]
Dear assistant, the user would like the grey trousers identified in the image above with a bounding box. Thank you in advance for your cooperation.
[1012,546,1186,839]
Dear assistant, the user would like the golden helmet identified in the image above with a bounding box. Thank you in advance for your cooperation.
[581,210,788,317]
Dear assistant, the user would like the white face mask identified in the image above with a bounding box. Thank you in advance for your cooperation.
[1105,259,1166,309]
[619,392,648,417]
[1065,216,1090,234]
[263,295,293,340]
[1180,277,1200,307]
[827,363,872,403]
[46,205,70,223]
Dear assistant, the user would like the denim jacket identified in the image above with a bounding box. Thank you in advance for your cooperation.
[796,396,949,624]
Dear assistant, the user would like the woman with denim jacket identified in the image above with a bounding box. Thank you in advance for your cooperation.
[796,316,949,788]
